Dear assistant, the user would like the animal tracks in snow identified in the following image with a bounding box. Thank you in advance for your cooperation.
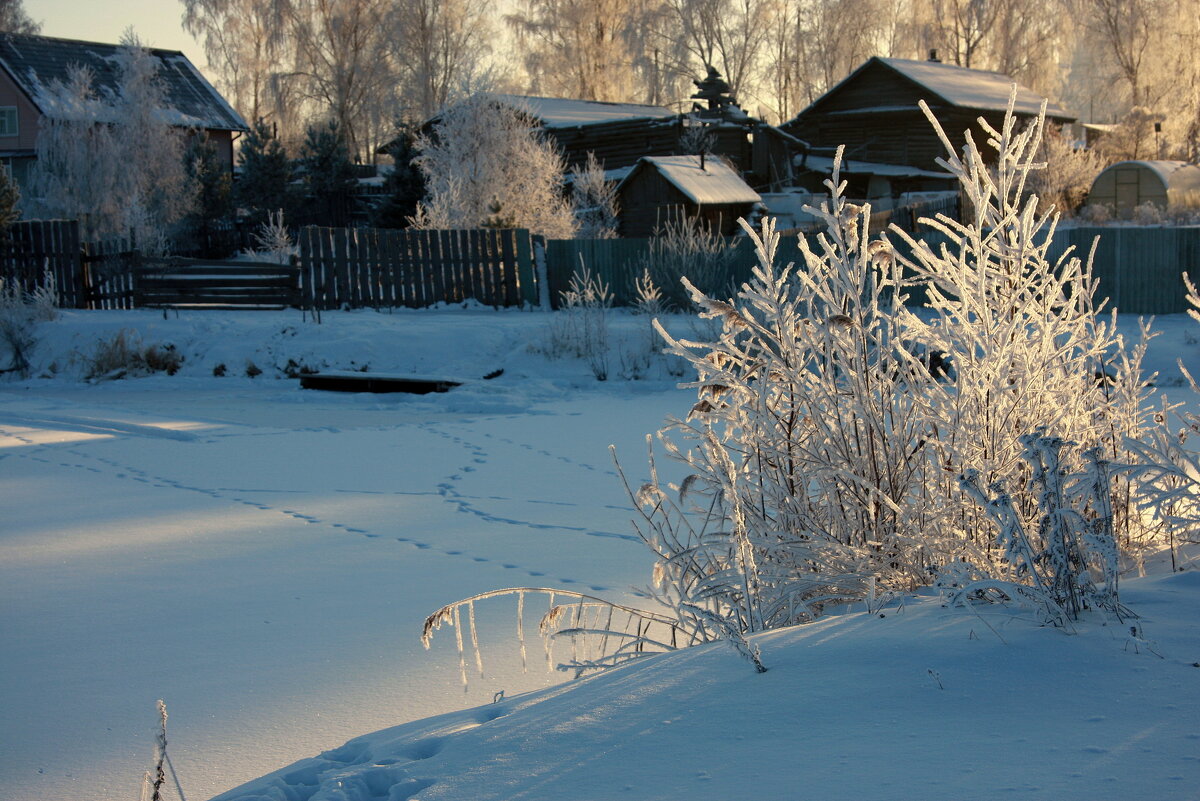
[2,414,633,594]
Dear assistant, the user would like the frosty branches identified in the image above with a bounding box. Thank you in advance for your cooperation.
[22,40,191,244]
[411,93,577,238]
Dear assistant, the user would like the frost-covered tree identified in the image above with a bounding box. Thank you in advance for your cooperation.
[182,0,296,137]
[412,93,576,238]
[391,0,496,121]
[286,0,397,159]
[1096,106,1166,161]
[663,0,775,105]
[23,36,191,245]
[570,153,619,239]
[0,0,40,34]
[1028,124,1105,215]
[505,0,669,103]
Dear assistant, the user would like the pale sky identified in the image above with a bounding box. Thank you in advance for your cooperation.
[26,0,205,62]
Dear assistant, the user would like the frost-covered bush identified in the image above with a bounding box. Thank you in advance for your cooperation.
[1121,275,1200,572]
[1131,201,1166,226]
[0,280,37,377]
[571,153,619,239]
[640,208,941,627]
[891,98,1155,561]
[0,272,56,377]
[957,433,1121,623]
[546,265,611,380]
[1077,203,1114,225]
[641,214,740,311]
[249,210,296,265]
[83,330,182,381]
[423,94,1160,680]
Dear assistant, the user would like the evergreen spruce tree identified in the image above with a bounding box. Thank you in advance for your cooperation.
[235,118,294,229]
[183,133,233,256]
[370,128,425,228]
[297,120,358,228]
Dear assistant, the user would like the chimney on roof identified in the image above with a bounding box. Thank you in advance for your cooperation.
[928,49,940,63]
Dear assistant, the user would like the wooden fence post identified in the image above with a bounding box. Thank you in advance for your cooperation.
[514,230,537,307]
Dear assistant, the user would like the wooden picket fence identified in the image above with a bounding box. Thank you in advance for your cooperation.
[2,219,1200,316]
[297,226,537,310]
[0,220,86,307]
[544,226,1200,314]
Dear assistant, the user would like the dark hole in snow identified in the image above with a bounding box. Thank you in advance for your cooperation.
[299,373,462,394]
[298,369,501,394]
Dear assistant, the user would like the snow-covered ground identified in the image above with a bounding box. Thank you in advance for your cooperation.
[1,306,1198,801]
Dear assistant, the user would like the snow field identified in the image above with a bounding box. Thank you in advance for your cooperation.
[2,307,1199,800]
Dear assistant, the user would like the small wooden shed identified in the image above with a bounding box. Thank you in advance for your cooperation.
[1088,160,1200,214]
[615,155,761,237]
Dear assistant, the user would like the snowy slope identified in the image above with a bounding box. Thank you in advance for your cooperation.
[213,568,1200,801]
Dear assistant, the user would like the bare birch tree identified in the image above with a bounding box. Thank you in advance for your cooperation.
[181,0,297,135]
[662,0,775,108]
[505,0,673,103]
[391,0,496,122]
[285,0,397,159]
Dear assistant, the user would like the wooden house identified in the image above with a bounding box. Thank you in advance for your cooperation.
[496,95,681,173]
[615,155,761,237]
[404,90,802,189]
[782,56,1075,199]
[0,32,247,185]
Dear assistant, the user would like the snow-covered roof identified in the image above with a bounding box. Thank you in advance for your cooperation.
[877,57,1072,119]
[0,32,247,131]
[799,154,956,181]
[492,94,677,129]
[622,155,761,205]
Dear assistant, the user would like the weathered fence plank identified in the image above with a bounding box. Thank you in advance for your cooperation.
[133,258,300,309]
[295,227,536,310]
[541,225,1200,314]
[1,220,84,307]
[3,219,1196,315]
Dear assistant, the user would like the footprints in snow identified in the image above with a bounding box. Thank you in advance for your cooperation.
[297,707,513,801]
[4,422,621,593]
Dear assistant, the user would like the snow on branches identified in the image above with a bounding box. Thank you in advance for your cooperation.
[22,36,191,245]
[411,93,577,238]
